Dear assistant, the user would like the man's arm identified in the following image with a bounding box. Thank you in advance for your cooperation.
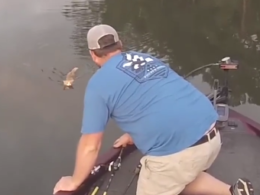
[72,86,109,186]
[72,133,103,186]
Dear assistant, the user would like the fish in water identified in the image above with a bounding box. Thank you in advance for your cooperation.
[41,66,85,90]
[63,67,79,90]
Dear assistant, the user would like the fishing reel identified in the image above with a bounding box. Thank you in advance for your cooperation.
[108,157,122,173]
[108,148,124,173]
[219,57,239,70]
[216,57,239,103]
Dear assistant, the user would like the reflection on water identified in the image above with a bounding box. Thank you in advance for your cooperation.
[0,0,260,195]
[62,1,103,58]
[65,0,260,114]
[0,1,118,195]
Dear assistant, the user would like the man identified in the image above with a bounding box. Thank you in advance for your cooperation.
[53,24,254,195]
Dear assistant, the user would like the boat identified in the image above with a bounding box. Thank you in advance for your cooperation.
[56,57,260,195]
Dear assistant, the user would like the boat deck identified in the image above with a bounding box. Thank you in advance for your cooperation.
[94,120,260,195]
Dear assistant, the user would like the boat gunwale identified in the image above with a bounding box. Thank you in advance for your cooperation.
[56,145,136,195]
[229,109,260,136]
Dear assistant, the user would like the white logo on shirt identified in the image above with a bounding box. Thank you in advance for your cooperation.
[122,53,154,70]
[117,52,169,83]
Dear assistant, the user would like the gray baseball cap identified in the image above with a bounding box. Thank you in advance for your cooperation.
[87,24,120,50]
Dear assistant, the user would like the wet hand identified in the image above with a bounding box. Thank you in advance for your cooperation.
[113,133,133,148]
[53,176,79,194]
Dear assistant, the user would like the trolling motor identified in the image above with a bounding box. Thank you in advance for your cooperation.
[184,56,239,124]
[213,79,229,123]
[218,57,238,102]
[213,57,238,126]
[219,57,239,70]
[184,56,239,79]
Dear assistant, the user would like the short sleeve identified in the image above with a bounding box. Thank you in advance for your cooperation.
[81,84,110,134]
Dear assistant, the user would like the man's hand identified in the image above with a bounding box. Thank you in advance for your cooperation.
[53,176,79,194]
[113,133,134,148]
[53,133,102,194]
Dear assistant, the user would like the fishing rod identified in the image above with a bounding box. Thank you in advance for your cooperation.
[102,148,124,195]
[121,162,142,195]
[89,174,108,195]
[89,148,124,195]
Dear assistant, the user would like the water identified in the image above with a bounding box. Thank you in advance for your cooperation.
[0,0,259,194]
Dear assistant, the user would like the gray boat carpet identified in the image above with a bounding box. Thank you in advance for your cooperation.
[94,120,260,195]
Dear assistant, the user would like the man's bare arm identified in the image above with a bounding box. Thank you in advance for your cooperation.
[72,132,103,186]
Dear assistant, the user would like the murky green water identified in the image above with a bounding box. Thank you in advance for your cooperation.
[0,0,259,194]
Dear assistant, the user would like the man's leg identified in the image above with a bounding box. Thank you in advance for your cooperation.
[136,130,254,195]
[182,172,253,195]
[181,129,254,195]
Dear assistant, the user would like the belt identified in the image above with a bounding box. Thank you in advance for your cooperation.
[190,127,219,147]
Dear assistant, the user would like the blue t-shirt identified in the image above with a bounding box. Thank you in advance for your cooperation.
[81,51,218,156]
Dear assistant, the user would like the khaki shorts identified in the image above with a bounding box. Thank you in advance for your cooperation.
[136,127,221,195]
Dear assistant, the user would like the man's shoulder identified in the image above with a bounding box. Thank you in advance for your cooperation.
[86,69,105,91]
[86,66,122,99]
